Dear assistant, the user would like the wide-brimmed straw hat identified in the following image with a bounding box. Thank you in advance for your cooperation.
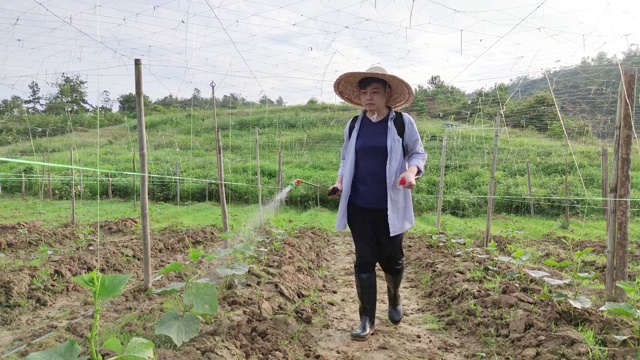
[333,66,414,110]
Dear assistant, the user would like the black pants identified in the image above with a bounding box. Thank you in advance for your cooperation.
[347,202,404,276]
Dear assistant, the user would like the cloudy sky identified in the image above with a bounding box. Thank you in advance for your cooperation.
[0,0,638,107]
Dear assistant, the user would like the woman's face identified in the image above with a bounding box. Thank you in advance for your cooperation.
[359,83,388,114]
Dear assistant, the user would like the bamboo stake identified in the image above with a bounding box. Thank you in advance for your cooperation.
[256,127,263,226]
[21,172,25,200]
[135,58,152,290]
[484,112,500,247]
[132,151,137,210]
[70,149,75,225]
[48,170,52,201]
[176,162,180,205]
[526,160,534,216]
[212,81,229,242]
[436,136,447,228]
[107,173,112,200]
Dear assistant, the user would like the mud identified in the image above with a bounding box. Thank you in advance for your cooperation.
[0,221,638,359]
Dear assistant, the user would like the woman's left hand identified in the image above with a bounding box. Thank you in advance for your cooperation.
[398,172,416,189]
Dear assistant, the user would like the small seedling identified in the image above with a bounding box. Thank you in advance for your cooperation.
[26,269,153,360]
[543,247,596,309]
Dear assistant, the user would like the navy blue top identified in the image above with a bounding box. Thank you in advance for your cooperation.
[349,113,389,209]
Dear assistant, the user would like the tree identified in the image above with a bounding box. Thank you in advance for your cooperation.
[117,93,151,114]
[0,96,25,116]
[275,96,285,106]
[45,73,91,115]
[24,81,43,114]
[99,90,114,113]
[259,95,274,107]
[306,97,319,106]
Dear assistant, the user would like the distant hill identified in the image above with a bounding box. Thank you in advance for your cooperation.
[508,47,640,139]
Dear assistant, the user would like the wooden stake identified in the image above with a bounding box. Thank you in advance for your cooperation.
[70,149,75,225]
[526,160,534,216]
[484,112,500,247]
[601,147,608,223]
[436,136,447,228]
[135,58,152,290]
[132,151,137,209]
[48,170,52,201]
[21,172,25,200]
[564,155,569,227]
[256,127,263,225]
[176,162,180,205]
[107,172,112,199]
[212,82,229,242]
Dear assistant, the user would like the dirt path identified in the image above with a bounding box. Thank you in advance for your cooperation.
[313,234,466,359]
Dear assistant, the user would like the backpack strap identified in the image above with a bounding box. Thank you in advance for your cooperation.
[348,111,406,157]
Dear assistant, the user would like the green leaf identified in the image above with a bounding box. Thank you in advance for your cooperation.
[25,340,86,360]
[552,292,570,301]
[216,263,249,277]
[116,337,154,360]
[576,272,598,279]
[487,240,497,250]
[543,259,571,268]
[599,302,640,318]
[184,282,218,316]
[102,338,124,355]
[155,311,200,347]
[159,262,185,275]
[575,247,594,258]
[219,232,235,239]
[96,274,131,302]
[188,247,207,261]
[151,282,185,295]
[511,249,525,259]
[567,296,591,309]
[616,281,640,294]
[73,270,98,291]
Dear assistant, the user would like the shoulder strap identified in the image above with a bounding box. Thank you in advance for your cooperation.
[348,112,407,157]
[348,115,358,138]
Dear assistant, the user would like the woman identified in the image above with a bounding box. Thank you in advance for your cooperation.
[330,66,427,341]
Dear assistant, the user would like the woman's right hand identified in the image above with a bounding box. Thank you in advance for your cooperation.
[327,183,342,198]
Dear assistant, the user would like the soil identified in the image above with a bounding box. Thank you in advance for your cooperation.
[0,220,638,359]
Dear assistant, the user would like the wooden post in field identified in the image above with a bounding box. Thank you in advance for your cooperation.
[605,69,635,301]
[21,172,25,200]
[277,147,283,213]
[132,152,137,209]
[48,170,52,201]
[175,162,180,205]
[107,173,112,199]
[484,112,500,247]
[70,148,76,225]
[526,160,534,216]
[436,136,447,228]
[78,158,83,201]
[205,181,209,202]
[135,58,152,290]
[256,127,263,225]
[601,148,609,225]
[211,81,230,242]
[41,159,45,202]
[564,156,569,227]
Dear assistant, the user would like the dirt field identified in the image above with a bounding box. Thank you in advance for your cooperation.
[0,219,637,359]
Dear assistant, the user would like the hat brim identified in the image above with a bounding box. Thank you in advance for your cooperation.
[333,71,414,110]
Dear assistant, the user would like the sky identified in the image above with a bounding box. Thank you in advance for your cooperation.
[0,0,638,107]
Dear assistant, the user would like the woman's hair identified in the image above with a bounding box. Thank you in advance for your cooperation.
[357,77,390,90]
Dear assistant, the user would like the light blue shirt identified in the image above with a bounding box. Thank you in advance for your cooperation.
[336,110,427,236]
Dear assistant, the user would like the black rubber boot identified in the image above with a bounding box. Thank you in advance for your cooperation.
[351,273,377,341]
[385,272,403,325]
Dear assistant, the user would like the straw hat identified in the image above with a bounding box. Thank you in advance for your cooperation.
[333,66,414,110]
